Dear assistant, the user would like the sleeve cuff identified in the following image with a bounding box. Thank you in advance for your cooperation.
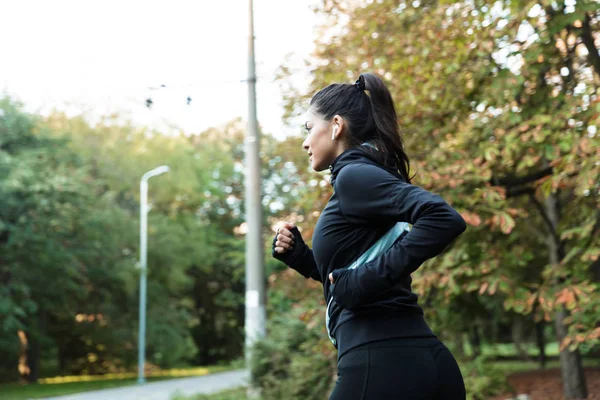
[330,268,360,310]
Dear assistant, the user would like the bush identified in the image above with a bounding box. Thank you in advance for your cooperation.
[173,387,249,400]
[249,304,336,400]
[460,355,513,400]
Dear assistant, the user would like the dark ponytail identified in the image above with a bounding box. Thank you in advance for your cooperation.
[310,73,411,183]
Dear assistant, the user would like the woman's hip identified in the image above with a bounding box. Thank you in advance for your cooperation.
[329,337,466,400]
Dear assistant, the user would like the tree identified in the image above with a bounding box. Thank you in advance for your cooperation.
[279,1,600,397]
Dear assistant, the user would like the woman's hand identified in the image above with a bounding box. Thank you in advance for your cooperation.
[272,222,320,281]
[273,223,295,254]
[329,273,334,284]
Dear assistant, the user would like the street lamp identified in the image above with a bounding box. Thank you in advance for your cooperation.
[138,165,170,384]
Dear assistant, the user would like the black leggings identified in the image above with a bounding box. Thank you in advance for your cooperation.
[329,337,466,400]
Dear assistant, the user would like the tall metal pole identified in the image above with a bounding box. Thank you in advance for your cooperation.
[138,178,148,384]
[138,165,169,384]
[245,0,266,377]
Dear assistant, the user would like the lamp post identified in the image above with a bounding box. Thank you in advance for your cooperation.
[138,165,170,384]
[245,0,266,375]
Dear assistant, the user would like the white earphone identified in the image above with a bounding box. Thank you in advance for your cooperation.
[332,126,338,141]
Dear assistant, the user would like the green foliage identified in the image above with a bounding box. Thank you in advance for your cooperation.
[249,305,335,400]
[0,102,244,380]
[173,387,250,400]
[461,356,513,400]
[0,92,324,382]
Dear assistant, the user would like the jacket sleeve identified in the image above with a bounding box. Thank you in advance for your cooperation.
[272,227,322,282]
[330,163,466,310]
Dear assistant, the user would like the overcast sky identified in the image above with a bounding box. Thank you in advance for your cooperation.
[1,0,320,138]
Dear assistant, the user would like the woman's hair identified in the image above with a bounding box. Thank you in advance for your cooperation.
[309,73,411,183]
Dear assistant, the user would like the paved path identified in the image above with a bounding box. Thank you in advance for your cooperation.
[43,369,250,400]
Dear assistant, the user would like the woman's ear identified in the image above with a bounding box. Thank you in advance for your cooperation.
[332,115,346,140]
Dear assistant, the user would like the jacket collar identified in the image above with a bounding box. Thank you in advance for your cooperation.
[329,144,399,186]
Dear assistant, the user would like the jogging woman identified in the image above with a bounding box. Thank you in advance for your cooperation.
[272,73,467,399]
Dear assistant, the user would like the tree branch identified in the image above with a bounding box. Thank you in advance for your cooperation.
[528,192,561,246]
[581,13,600,78]
[507,186,535,198]
[493,167,553,187]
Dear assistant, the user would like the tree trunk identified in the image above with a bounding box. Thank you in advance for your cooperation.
[26,332,40,383]
[469,325,482,358]
[512,316,530,361]
[17,330,29,383]
[544,193,588,399]
[590,259,600,283]
[58,342,68,375]
[555,306,588,398]
[535,320,547,369]
[26,309,48,384]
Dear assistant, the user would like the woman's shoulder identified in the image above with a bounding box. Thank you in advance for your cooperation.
[336,160,406,188]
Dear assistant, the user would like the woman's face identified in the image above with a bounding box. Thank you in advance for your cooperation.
[302,109,341,172]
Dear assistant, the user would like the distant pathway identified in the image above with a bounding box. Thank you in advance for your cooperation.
[42,369,249,400]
